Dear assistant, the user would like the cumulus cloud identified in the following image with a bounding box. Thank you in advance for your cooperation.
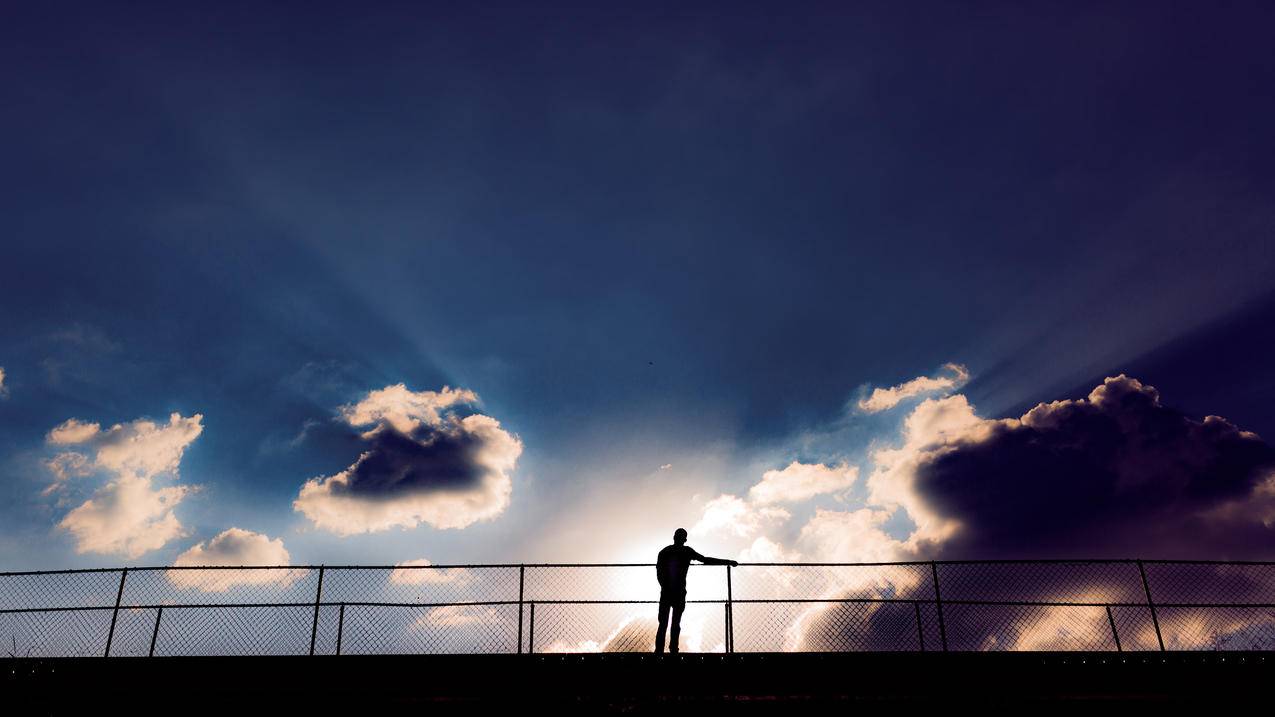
[341,384,478,436]
[690,459,857,544]
[690,494,790,540]
[797,508,907,563]
[43,452,92,494]
[738,536,802,563]
[750,374,1275,651]
[47,412,204,557]
[540,614,721,654]
[168,528,302,592]
[865,394,984,546]
[416,604,504,628]
[93,413,205,480]
[47,418,101,445]
[389,558,472,586]
[881,375,1275,559]
[294,385,522,535]
[57,475,191,558]
[749,461,858,505]
[858,362,969,413]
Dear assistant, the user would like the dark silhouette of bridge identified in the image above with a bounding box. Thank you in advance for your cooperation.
[7,560,1275,710]
[6,559,1275,656]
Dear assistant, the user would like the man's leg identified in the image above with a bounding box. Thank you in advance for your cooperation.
[669,593,686,653]
[654,594,670,653]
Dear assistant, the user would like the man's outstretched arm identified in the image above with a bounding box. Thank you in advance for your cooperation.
[690,549,739,567]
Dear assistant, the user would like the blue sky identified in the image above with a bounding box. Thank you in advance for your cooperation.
[2,2,1275,571]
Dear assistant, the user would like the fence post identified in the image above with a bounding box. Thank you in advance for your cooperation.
[528,602,535,655]
[309,565,325,656]
[914,602,926,652]
[930,562,948,652]
[1105,605,1122,652]
[726,564,734,653]
[517,565,525,654]
[1137,560,1165,651]
[148,606,163,657]
[104,568,128,658]
[335,603,345,656]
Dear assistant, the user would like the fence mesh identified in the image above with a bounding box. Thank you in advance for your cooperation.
[4,561,1275,657]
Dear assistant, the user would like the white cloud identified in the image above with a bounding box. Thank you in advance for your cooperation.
[47,418,101,445]
[168,528,301,592]
[341,384,477,436]
[47,412,204,557]
[690,494,790,540]
[749,461,858,505]
[739,536,802,563]
[0,366,7,397]
[389,558,472,585]
[43,452,92,493]
[294,386,522,535]
[864,394,984,546]
[701,374,1275,650]
[416,604,504,628]
[796,508,907,563]
[57,475,190,558]
[93,413,205,480]
[858,362,969,413]
[539,613,721,654]
[688,460,859,549]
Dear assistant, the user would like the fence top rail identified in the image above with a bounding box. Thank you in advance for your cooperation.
[5,558,1275,577]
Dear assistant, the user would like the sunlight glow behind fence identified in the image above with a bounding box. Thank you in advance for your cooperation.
[4,560,1275,657]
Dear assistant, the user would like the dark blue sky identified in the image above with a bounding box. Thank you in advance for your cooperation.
[2,2,1274,569]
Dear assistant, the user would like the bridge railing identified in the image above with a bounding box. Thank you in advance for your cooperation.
[4,560,1275,657]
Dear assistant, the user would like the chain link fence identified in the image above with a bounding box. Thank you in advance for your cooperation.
[5,560,1275,657]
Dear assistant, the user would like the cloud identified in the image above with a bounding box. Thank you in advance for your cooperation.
[416,604,504,628]
[0,366,7,397]
[539,613,721,654]
[92,413,205,480]
[864,394,984,546]
[47,418,101,445]
[57,475,191,558]
[168,528,302,592]
[880,375,1275,559]
[738,536,802,563]
[797,508,907,563]
[43,452,92,494]
[690,494,789,540]
[341,384,478,436]
[858,362,969,413]
[294,385,522,535]
[389,558,472,586]
[783,376,1275,650]
[749,461,858,505]
[690,459,857,543]
[47,412,204,557]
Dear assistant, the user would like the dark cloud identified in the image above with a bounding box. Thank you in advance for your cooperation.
[332,426,488,499]
[798,376,1275,650]
[293,385,522,534]
[912,376,1275,560]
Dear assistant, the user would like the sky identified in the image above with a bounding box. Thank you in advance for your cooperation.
[2,2,1275,573]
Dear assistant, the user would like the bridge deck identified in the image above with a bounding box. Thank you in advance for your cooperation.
[6,651,1273,712]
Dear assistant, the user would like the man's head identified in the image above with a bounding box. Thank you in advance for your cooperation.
[673,528,688,545]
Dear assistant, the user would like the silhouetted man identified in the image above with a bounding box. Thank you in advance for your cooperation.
[654,528,738,653]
